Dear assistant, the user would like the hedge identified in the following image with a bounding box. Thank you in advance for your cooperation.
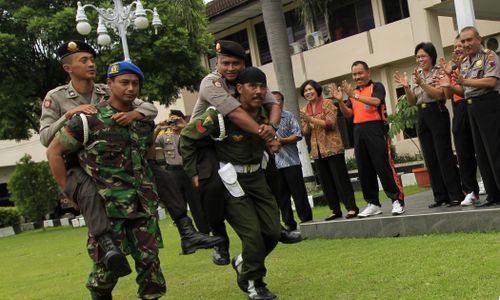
[0,207,20,228]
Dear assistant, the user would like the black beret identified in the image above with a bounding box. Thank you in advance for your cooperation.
[57,40,96,59]
[170,109,185,119]
[237,67,267,85]
[215,40,246,60]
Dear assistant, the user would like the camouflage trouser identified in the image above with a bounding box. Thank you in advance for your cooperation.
[86,216,166,299]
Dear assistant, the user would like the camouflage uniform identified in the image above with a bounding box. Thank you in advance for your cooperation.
[58,100,166,299]
[180,107,281,281]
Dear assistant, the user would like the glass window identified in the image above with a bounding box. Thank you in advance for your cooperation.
[216,29,253,67]
[255,22,272,65]
[382,0,410,24]
[327,0,375,42]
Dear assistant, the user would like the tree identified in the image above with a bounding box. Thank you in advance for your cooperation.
[0,0,212,140]
[7,154,60,222]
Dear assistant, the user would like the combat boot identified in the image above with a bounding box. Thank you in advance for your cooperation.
[247,278,276,300]
[90,290,112,300]
[175,216,225,255]
[279,229,303,244]
[96,233,131,277]
[212,242,230,265]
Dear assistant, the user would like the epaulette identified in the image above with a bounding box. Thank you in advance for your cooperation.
[483,48,490,53]
[46,84,69,97]
[95,83,109,95]
[462,56,468,63]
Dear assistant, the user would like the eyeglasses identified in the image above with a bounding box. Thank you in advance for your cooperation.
[416,54,429,60]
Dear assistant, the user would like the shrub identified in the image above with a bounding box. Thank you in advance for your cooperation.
[0,207,20,228]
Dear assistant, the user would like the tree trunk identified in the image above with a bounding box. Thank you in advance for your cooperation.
[261,0,315,184]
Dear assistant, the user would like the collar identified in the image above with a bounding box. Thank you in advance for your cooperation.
[66,81,106,99]
[355,80,373,90]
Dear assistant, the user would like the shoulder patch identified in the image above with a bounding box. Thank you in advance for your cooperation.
[212,79,222,88]
[195,120,207,133]
[483,48,490,53]
[231,134,244,142]
[43,98,52,108]
[202,115,214,126]
[462,56,468,62]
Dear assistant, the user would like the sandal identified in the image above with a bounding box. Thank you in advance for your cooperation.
[345,210,358,219]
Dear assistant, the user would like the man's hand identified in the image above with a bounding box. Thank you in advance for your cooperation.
[452,68,464,86]
[112,111,143,126]
[64,104,97,119]
[330,83,343,101]
[266,138,281,154]
[258,124,276,142]
[191,175,199,188]
[439,57,453,76]
[340,80,354,98]
[437,71,451,88]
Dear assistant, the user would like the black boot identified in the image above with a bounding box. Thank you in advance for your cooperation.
[279,229,303,244]
[96,233,131,277]
[213,241,230,265]
[90,290,112,300]
[175,216,225,255]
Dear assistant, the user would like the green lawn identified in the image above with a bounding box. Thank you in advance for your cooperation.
[2,186,499,300]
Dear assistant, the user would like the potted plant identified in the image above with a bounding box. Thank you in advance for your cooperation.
[386,95,430,188]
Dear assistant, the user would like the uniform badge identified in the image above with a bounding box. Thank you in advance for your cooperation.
[212,79,222,88]
[109,63,120,75]
[67,41,79,52]
[202,115,213,126]
[475,60,483,68]
[232,135,244,142]
[215,42,221,53]
[43,99,52,108]
[195,120,207,133]
[68,90,76,97]
[467,99,472,104]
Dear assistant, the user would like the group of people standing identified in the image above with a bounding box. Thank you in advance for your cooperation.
[38,24,499,300]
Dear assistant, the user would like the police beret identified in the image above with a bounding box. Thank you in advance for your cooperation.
[215,40,246,60]
[237,67,267,85]
[170,109,185,119]
[57,40,96,59]
[107,61,145,82]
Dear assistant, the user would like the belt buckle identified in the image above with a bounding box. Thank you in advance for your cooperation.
[421,103,427,109]
[467,99,472,104]
[243,164,251,173]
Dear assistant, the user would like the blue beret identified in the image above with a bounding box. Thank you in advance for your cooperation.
[107,61,144,82]
[57,40,96,59]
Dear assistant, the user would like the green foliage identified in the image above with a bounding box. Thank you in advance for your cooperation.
[7,154,59,222]
[345,156,357,171]
[0,0,212,140]
[386,94,418,139]
[0,207,20,228]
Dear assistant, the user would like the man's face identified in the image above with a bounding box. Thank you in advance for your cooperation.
[452,38,464,63]
[63,52,96,80]
[216,55,245,82]
[107,73,140,104]
[460,29,481,57]
[351,64,370,87]
[237,82,267,110]
[273,93,284,110]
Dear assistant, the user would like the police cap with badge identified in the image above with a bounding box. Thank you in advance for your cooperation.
[107,61,145,82]
[57,40,96,59]
[215,40,246,60]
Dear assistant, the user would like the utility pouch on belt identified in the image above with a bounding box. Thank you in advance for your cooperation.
[218,163,245,197]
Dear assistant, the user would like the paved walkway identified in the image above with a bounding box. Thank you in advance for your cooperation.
[300,190,500,239]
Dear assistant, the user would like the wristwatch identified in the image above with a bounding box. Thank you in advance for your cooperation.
[354,94,360,100]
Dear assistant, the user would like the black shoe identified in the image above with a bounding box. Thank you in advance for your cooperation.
[324,213,342,221]
[90,290,112,300]
[248,278,276,300]
[96,234,131,277]
[175,217,225,255]
[474,201,496,207]
[446,200,461,207]
[213,244,230,265]
[231,255,249,293]
[428,202,444,208]
[279,229,303,244]
[284,224,297,232]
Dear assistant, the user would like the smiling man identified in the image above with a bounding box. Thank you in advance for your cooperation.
[333,61,405,217]
[47,61,166,300]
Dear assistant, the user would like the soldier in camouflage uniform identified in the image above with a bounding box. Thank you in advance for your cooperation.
[47,61,166,300]
[181,67,281,300]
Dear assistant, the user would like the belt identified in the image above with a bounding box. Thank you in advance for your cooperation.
[417,101,443,109]
[465,91,499,104]
[166,165,183,171]
[219,162,261,174]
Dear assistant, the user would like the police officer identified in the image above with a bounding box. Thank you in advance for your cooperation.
[180,67,281,300]
[40,41,157,277]
[334,61,405,217]
[190,40,281,265]
[453,26,500,206]
[47,61,166,300]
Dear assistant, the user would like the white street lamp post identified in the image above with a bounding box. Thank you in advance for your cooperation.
[75,0,162,61]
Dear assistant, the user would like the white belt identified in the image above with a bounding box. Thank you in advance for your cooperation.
[219,162,261,174]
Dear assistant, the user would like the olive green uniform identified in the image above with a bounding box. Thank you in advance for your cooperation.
[180,107,281,280]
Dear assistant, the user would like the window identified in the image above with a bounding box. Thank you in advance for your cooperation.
[327,0,375,42]
[254,9,306,65]
[382,0,409,24]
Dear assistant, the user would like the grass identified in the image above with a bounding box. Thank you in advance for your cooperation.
[2,185,499,299]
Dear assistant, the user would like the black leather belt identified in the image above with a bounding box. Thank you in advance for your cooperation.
[166,165,184,171]
[465,91,499,104]
[417,101,443,109]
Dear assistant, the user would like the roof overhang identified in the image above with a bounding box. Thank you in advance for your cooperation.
[429,0,500,21]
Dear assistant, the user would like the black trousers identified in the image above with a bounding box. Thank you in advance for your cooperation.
[63,167,110,237]
[354,121,404,206]
[265,158,313,229]
[196,147,228,239]
[468,92,500,202]
[315,153,358,215]
[452,100,479,195]
[165,165,209,234]
[151,163,187,220]
[417,102,463,203]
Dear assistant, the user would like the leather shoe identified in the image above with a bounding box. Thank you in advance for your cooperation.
[212,244,230,265]
[324,214,342,221]
[474,201,496,207]
[345,210,358,219]
[446,200,461,207]
[428,202,444,208]
[279,230,303,244]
